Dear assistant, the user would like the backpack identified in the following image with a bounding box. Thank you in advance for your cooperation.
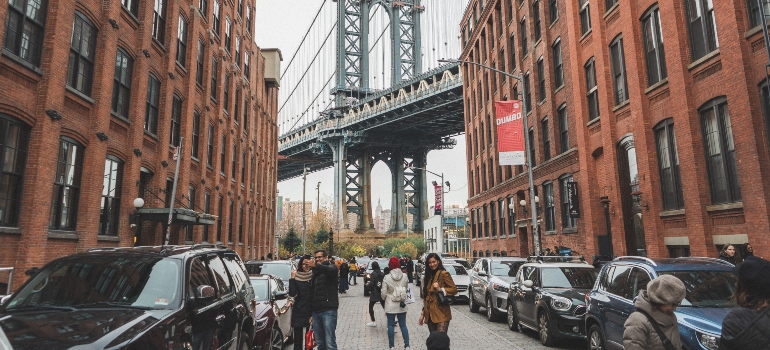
[390,283,407,302]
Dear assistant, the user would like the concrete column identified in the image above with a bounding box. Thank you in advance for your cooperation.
[331,138,347,229]
[358,153,373,231]
[389,152,406,232]
[414,150,429,231]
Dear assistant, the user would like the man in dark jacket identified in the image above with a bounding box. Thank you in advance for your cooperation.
[310,249,339,350]
[405,256,415,284]
[719,256,770,350]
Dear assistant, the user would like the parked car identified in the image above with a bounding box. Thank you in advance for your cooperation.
[363,258,390,296]
[507,259,598,346]
[246,260,296,286]
[0,244,257,350]
[250,274,293,350]
[443,258,472,271]
[445,264,470,303]
[585,256,737,350]
[469,257,527,321]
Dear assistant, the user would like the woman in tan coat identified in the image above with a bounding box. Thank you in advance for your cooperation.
[623,274,686,350]
[418,253,458,333]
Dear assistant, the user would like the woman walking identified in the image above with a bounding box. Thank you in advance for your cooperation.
[366,261,385,327]
[289,255,314,350]
[719,256,770,349]
[382,257,410,350]
[418,253,457,333]
[623,275,687,350]
[719,243,743,266]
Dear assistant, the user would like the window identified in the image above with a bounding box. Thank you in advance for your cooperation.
[207,123,214,167]
[224,17,231,52]
[748,0,770,28]
[560,174,576,228]
[220,134,226,174]
[244,51,250,81]
[761,83,770,154]
[524,72,532,114]
[499,199,505,236]
[558,104,569,153]
[49,138,83,230]
[228,199,234,242]
[655,119,684,210]
[579,0,591,35]
[609,36,628,105]
[111,48,133,118]
[528,127,536,166]
[238,205,244,243]
[99,157,122,236]
[642,7,667,86]
[700,98,741,204]
[145,74,160,135]
[67,13,97,96]
[520,18,528,56]
[483,204,489,237]
[170,95,182,146]
[246,6,252,35]
[231,142,236,181]
[490,202,497,237]
[152,0,165,43]
[186,185,195,241]
[684,0,718,61]
[606,0,618,9]
[243,99,250,131]
[507,197,516,235]
[198,0,207,17]
[3,0,48,66]
[192,111,200,158]
[544,182,555,231]
[235,36,241,67]
[552,39,563,88]
[176,14,188,66]
[223,73,230,113]
[549,0,558,24]
[241,151,246,185]
[237,0,243,18]
[217,195,223,242]
[212,0,220,34]
[533,1,541,42]
[537,58,546,102]
[234,88,240,124]
[202,192,211,241]
[471,209,476,238]
[210,57,218,100]
[542,118,551,161]
[0,116,29,227]
[585,58,599,120]
[196,40,204,86]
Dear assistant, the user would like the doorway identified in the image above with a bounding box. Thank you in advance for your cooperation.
[617,136,647,256]
[519,226,529,257]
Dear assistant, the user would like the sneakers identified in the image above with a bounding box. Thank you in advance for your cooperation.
[366,322,376,327]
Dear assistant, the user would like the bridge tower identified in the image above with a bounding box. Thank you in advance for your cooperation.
[327,0,428,234]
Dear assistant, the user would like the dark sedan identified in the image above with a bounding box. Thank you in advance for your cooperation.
[250,274,292,350]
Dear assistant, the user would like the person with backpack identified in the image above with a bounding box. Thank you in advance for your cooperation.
[366,261,385,327]
[382,257,410,350]
[623,274,686,350]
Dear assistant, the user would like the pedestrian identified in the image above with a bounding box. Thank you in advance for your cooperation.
[348,258,358,285]
[425,331,450,350]
[289,255,313,350]
[719,243,743,266]
[719,256,770,349]
[623,274,686,350]
[382,257,410,350]
[310,249,339,350]
[418,253,457,333]
[405,256,414,284]
[367,261,385,327]
[339,260,349,294]
[744,243,755,258]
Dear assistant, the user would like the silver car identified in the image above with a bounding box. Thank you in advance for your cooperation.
[445,264,470,303]
[468,257,527,322]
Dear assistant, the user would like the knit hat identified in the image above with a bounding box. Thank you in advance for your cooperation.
[389,257,400,270]
[647,274,686,305]
[426,331,450,350]
[735,256,770,294]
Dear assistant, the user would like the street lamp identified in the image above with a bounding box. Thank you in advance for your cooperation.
[302,166,309,255]
[441,58,541,255]
[132,198,144,246]
[409,166,450,253]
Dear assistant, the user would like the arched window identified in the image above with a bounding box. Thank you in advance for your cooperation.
[99,156,123,236]
[67,12,97,96]
[0,115,30,227]
[700,98,741,204]
[50,137,84,230]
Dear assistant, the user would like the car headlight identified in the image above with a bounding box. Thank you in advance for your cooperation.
[696,331,719,350]
[492,283,509,293]
[255,316,269,331]
[366,273,370,279]
[550,296,573,311]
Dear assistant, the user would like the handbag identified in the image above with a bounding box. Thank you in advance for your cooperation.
[433,271,455,305]
[305,328,317,350]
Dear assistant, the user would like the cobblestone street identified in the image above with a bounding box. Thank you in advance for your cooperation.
[291,282,582,350]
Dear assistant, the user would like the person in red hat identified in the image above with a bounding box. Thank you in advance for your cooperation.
[382,256,410,350]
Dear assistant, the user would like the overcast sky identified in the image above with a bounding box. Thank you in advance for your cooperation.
[255,0,469,212]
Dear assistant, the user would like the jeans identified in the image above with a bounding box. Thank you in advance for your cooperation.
[386,312,409,348]
[312,309,338,350]
[348,271,357,284]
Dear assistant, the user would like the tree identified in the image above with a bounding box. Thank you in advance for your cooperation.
[313,224,329,245]
[391,242,417,259]
[282,227,302,253]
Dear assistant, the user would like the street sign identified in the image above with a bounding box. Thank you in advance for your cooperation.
[568,181,580,218]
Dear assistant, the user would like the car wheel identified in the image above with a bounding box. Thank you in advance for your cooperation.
[239,332,250,350]
[507,302,519,331]
[486,295,498,322]
[469,288,480,313]
[588,325,605,350]
[270,326,283,350]
[538,311,556,347]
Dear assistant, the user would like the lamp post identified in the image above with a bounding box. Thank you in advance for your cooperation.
[408,166,450,253]
[302,166,308,255]
[439,58,540,256]
[132,198,144,246]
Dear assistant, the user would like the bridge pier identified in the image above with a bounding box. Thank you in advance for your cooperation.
[345,151,374,232]
[386,149,429,234]
[328,137,348,231]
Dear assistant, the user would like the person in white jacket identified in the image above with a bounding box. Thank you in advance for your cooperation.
[382,257,410,350]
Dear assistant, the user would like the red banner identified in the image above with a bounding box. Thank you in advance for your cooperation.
[434,185,443,216]
[495,100,525,165]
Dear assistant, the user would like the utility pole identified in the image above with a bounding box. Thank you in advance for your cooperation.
[164,137,183,246]
[316,182,321,212]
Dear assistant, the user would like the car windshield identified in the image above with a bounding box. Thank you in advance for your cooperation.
[250,279,270,302]
[259,263,291,281]
[357,258,370,265]
[541,267,598,289]
[657,270,738,308]
[3,256,182,311]
[490,261,521,277]
[445,265,467,276]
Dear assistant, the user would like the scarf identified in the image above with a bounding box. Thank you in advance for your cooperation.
[294,270,312,282]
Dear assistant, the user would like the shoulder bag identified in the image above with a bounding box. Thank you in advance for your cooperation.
[434,271,455,305]
[636,309,677,350]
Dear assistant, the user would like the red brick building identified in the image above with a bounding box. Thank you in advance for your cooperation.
[462,0,770,260]
[0,0,280,291]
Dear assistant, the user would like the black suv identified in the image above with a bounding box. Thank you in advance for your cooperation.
[506,257,598,346]
[0,245,257,350]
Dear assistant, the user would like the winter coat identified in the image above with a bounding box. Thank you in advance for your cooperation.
[289,278,312,327]
[422,269,457,324]
[382,269,409,314]
[719,253,740,266]
[368,270,384,302]
[339,263,350,276]
[719,306,770,350]
[406,260,414,275]
[310,261,339,312]
[623,290,682,350]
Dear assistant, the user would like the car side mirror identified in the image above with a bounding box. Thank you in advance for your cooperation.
[195,285,216,301]
[477,270,488,277]
[274,291,289,300]
[0,295,10,306]
[522,280,534,289]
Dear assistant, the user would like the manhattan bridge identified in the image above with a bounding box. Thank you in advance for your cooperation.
[277,0,469,234]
